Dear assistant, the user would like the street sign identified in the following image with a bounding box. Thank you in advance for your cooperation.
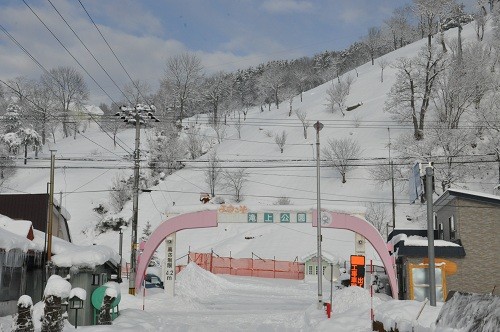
[297,213,307,223]
[323,264,340,282]
[264,213,274,223]
[350,255,366,288]
[247,213,257,223]
[280,213,290,222]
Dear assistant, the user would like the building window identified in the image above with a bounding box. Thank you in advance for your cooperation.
[433,213,437,230]
[92,274,100,285]
[322,265,327,275]
[315,266,318,275]
[308,266,313,275]
[449,216,456,240]
[438,223,444,240]
[101,273,108,284]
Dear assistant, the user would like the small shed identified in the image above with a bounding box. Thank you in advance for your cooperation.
[301,251,345,276]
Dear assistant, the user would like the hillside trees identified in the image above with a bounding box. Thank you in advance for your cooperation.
[325,77,351,116]
[322,137,361,183]
[202,71,231,125]
[295,109,310,139]
[41,66,89,138]
[204,151,222,197]
[223,168,249,202]
[364,27,383,65]
[384,46,446,140]
[274,130,287,153]
[123,79,152,106]
[413,0,455,48]
[147,127,184,176]
[163,52,203,125]
[257,63,287,109]
[432,42,494,129]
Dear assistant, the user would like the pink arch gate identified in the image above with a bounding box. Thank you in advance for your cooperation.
[136,209,397,299]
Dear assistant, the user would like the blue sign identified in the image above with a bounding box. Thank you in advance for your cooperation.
[280,213,290,222]
[297,213,307,223]
[264,213,274,223]
[247,213,257,223]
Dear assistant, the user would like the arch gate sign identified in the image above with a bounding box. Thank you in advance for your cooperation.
[136,205,397,298]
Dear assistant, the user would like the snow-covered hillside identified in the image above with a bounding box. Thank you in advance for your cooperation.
[3,19,495,267]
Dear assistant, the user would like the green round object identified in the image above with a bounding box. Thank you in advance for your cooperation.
[91,286,121,309]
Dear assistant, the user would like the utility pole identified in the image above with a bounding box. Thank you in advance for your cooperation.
[46,149,56,262]
[117,104,158,296]
[425,165,436,306]
[129,107,141,295]
[313,120,324,309]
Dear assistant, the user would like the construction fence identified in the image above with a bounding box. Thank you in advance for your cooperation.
[178,252,305,280]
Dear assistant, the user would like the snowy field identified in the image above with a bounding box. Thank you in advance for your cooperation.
[0,263,445,332]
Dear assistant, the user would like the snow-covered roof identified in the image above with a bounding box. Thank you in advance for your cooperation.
[32,229,120,268]
[300,251,345,264]
[435,188,500,208]
[83,105,104,116]
[68,103,104,116]
[389,234,460,247]
[0,214,32,238]
[0,213,119,268]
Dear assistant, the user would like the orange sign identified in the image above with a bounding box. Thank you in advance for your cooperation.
[350,255,366,287]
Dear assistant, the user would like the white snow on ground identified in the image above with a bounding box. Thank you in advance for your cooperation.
[0,264,448,331]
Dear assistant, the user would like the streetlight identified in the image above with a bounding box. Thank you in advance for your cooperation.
[115,104,159,295]
[313,120,324,309]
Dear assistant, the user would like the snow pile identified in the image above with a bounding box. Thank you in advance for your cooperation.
[69,288,86,301]
[330,286,381,314]
[435,292,500,331]
[375,299,442,331]
[17,295,33,308]
[43,275,71,298]
[176,262,232,299]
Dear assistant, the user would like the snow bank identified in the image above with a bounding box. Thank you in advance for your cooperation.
[176,262,232,299]
[375,299,442,332]
[43,275,71,298]
[331,286,381,314]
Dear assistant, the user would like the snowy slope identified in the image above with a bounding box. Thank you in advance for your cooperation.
[3,20,493,267]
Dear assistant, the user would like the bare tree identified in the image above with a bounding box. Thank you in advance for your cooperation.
[185,127,204,159]
[204,151,222,196]
[274,130,287,153]
[203,71,230,124]
[378,58,389,82]
[109,173,132,212]
[364,27,382,65]
[257,64,286,109]
[322,137,361,183]
[384,46,446,140]
[325,78,349,116]
[365,203,390,237]
[295,109,310,139]
[164,53,203,125]
[41,66,89,138]
[234,113,243,139]
[413,0,455,49]
[223,168,249,202]
[210,119,227,143]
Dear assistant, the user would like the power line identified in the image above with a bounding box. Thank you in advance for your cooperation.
[77,0,151,104]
